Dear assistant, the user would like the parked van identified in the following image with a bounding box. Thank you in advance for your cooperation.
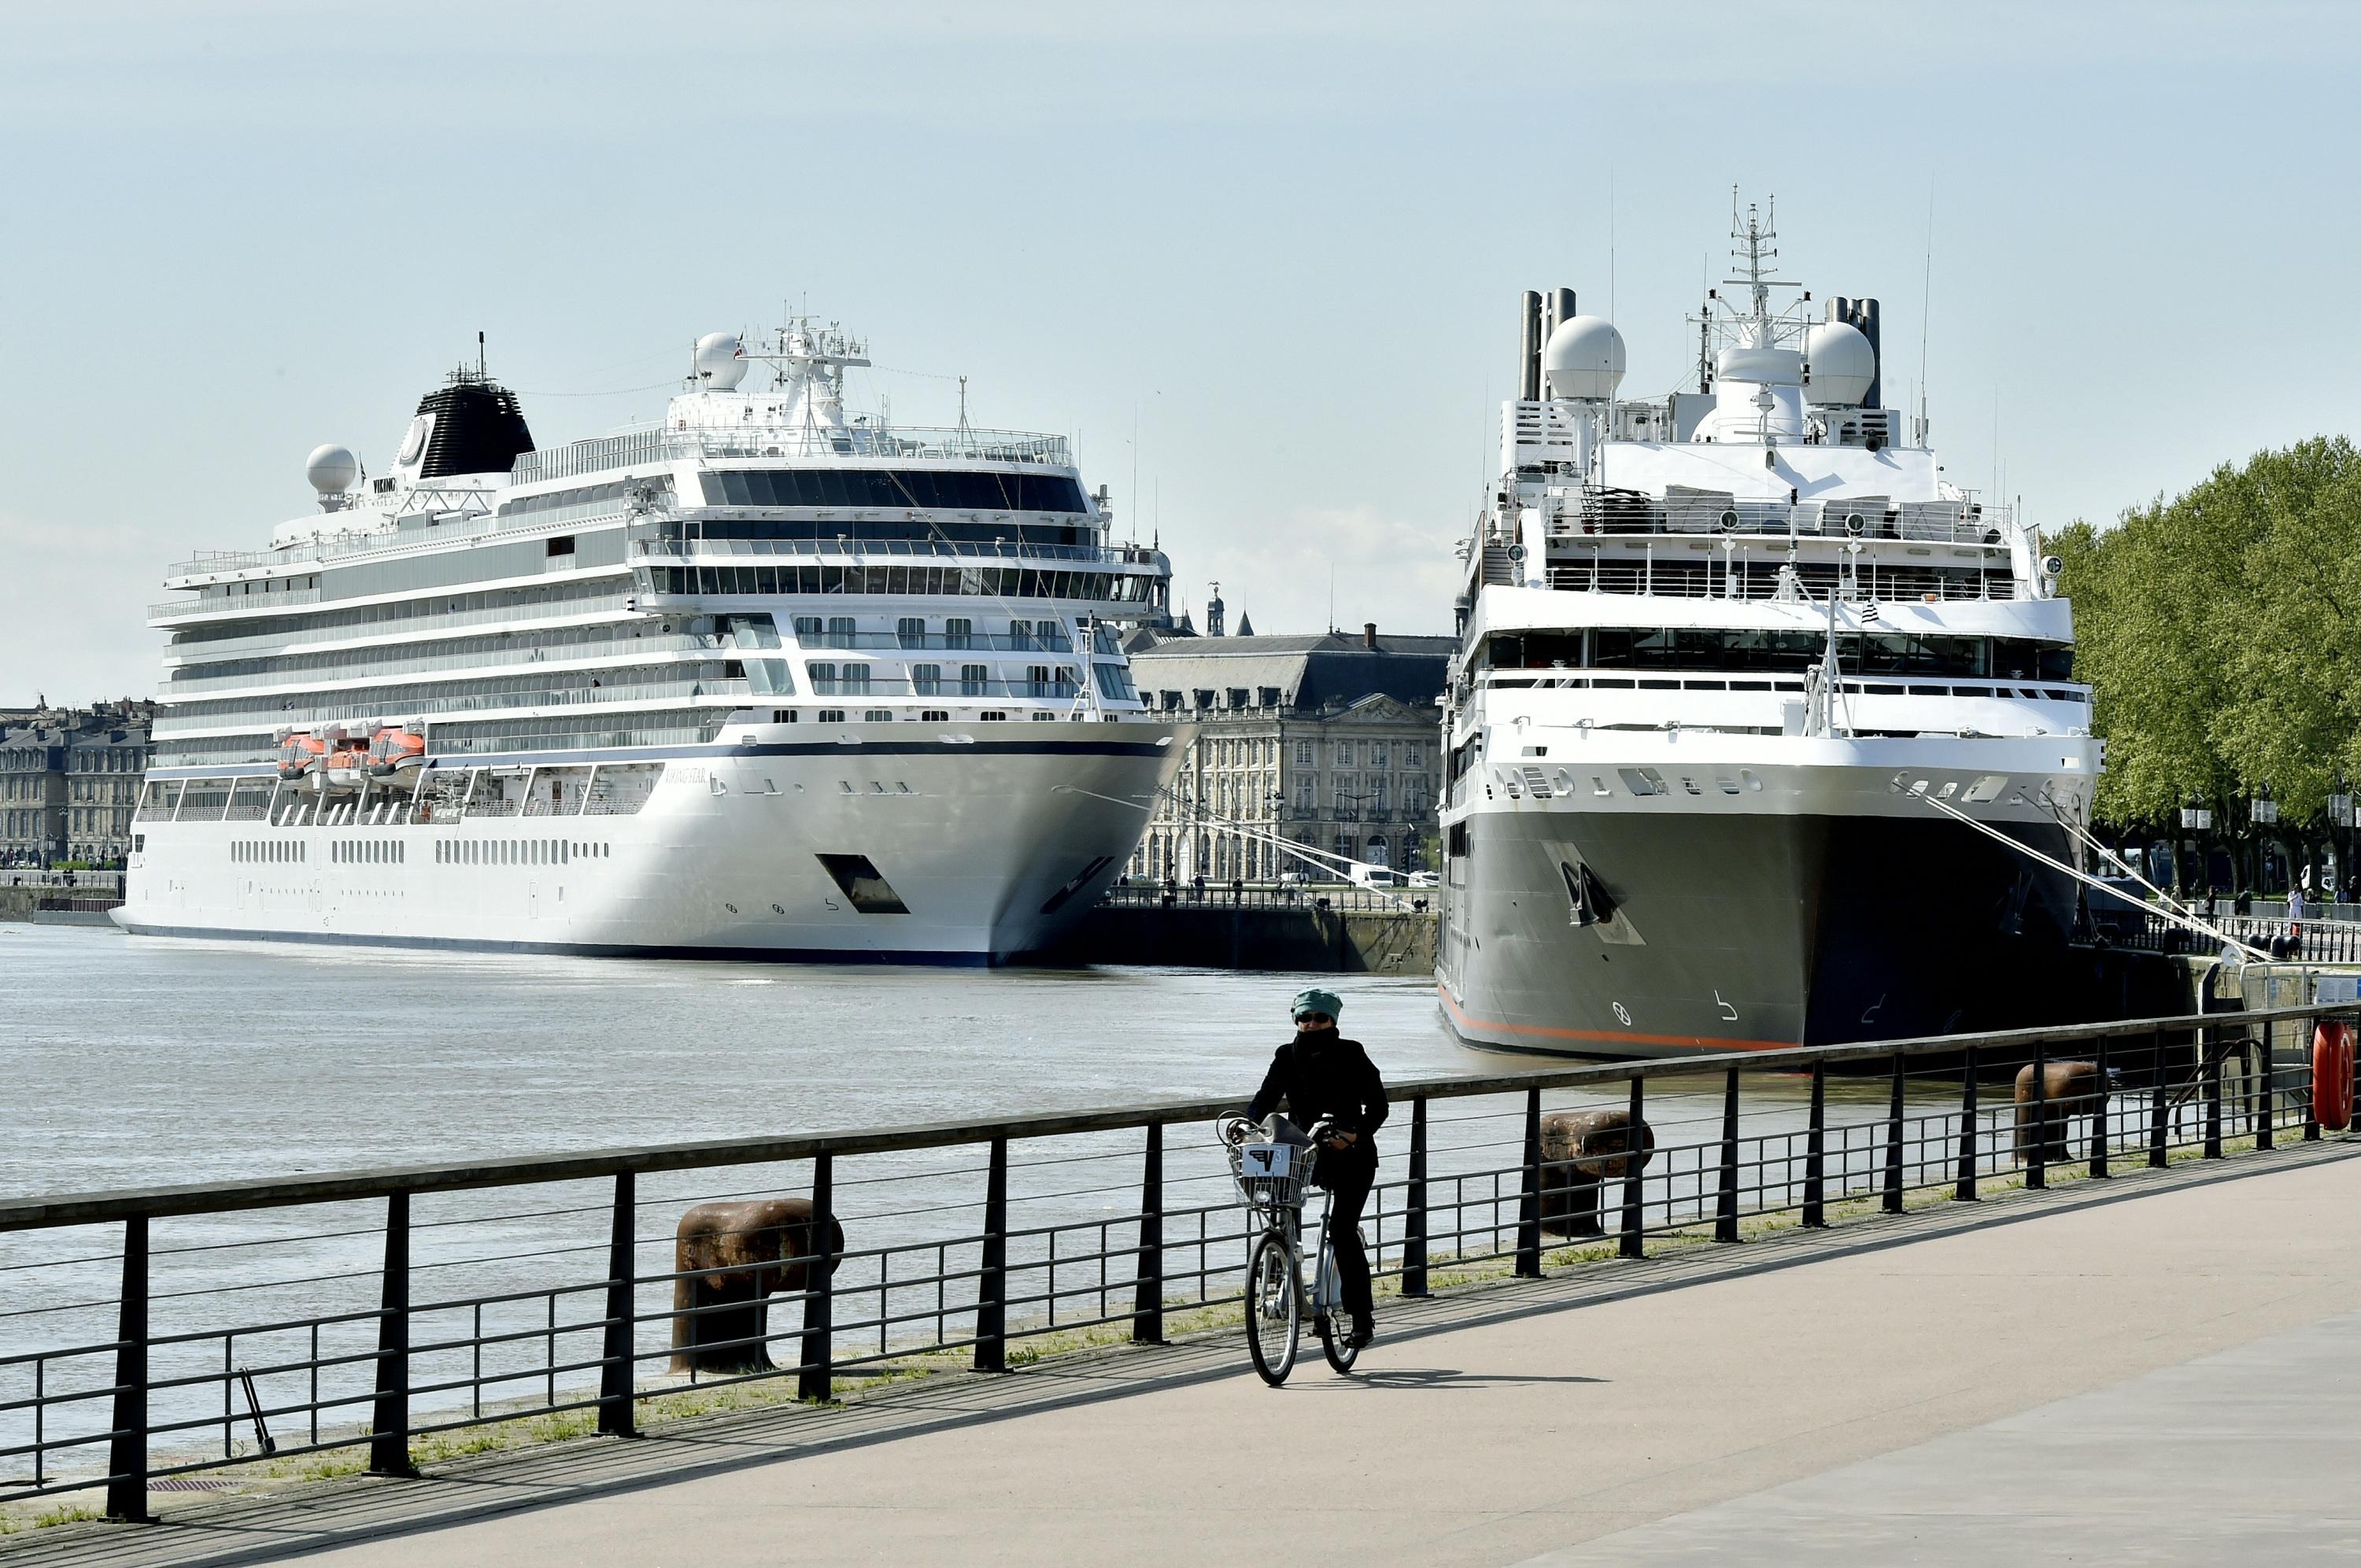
[1348,862,1404,889]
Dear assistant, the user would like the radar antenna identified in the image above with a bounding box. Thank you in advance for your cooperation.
[1725,189,1781,341]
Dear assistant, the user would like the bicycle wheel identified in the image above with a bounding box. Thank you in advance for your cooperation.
[1317,1308,1359,1374]
[1244,1230,1300,1386]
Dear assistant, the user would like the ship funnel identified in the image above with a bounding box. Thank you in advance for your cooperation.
[1827,297,1883,408]
[1518,291,1543,402]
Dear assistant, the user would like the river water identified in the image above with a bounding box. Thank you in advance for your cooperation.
[0,924,1518,1200]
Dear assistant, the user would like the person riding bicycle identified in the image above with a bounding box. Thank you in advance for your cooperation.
[1245,987,1388,1349]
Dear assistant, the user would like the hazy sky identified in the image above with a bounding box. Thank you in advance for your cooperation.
[6,2,2359,701]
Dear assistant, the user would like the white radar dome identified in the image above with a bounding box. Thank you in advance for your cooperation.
[1543,315,1627,401]
[305,444,359,494]
[693,331,748,391]
[1802,321,1875,406]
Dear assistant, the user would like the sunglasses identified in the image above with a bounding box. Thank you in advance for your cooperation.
[1295,1013,1334,1026]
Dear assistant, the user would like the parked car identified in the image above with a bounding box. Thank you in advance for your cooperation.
[1406,871,1439,887]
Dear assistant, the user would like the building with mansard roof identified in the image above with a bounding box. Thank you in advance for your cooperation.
[0,701,155,867]
[1123,623,1454,882]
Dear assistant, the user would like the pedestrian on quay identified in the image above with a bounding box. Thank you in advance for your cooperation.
[2289,881,2307,950]
[1193,873,1206,902]
[1231,876,1245,905]
[1242,987,1388,1350]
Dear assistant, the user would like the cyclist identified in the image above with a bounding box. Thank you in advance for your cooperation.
[1245,987,1388,1348]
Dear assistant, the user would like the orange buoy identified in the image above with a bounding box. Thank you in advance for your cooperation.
[2313,1020,2355,1131]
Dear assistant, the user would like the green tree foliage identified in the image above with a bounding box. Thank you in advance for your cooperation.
[2060,437,2361,829]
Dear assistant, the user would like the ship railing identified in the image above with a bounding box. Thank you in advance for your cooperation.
[162,634,718,695]
[149,588,323,624]
[1559,493,2015,544]
[159,596,641,666]
[659,425,1070,467]
[1541,560,2023,603]
[0,1001,2347,1518]
[150,681,753,739]
[631,536,1147,567]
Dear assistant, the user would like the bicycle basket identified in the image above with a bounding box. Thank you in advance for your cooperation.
[1230,1140,1315,1209]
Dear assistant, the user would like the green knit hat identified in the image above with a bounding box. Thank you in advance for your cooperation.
[1291,987,1343,1022]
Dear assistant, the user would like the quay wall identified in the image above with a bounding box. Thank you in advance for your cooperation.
[1039,904,1438,974]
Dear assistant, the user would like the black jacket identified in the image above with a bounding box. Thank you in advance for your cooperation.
[1247,1030,1389,1157]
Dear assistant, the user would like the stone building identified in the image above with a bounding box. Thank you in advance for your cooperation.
[1124,624,1454,882]
[0,701,155,867]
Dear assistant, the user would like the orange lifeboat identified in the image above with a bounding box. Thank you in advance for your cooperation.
[367,724,426,778]
[275,728,327,781]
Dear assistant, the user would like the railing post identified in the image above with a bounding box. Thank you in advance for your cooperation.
[1956,1046,1980,1201]
[598,1171,637,1437]
[2149,1028,2168,1168]
[368,1194,414,1478]
[2091,1036,2111,1179]
[1618,1077,1646,1259]
[1714,1068,1741,1242]
[2027,1041,2049,1190]
[2304,1013,2322,1142]
[2204,1025,2224,1159]
[797,1154,834,1401]
[974,1137,1007,1372]
[1402,1098,1429,1297]
[1130,1123,1164,1344]
[1802,1060,1827,1227]
[1515,1087,1543,1277]
[1883,1052,1905,1214]
[105,1217,149,1524]
[2257,1021,2274,1150]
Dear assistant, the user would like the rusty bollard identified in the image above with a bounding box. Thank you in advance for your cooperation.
[1539,1109,1654,1238]
[2012,1061,2104,1170]
[671,1199,844,1374]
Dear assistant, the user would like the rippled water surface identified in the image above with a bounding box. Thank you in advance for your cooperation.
[0,925,1513,1199]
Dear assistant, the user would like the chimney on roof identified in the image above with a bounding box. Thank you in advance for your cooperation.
[1362,622,1378,651]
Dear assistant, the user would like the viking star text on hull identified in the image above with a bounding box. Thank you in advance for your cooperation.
[1437,198,2101,1055]
[119,319,1188,961]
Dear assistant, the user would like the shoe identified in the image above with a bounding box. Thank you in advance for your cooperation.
[1344,1316,1375,1350]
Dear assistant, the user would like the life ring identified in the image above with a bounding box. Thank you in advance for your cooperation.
[2312,1020,2355,1131]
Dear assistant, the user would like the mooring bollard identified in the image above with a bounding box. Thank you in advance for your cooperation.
[668,1194,843,1378]
[2014,1060,2102,1175]
[1538,1107,1655,1240]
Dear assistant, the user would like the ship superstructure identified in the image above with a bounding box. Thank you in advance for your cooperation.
[1439,200,2100,1053]
[120,319,1185,960]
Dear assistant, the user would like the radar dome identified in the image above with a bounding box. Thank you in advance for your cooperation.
[305,444,358,494]
[693,332,748,391]
[1803,321,1875,406]
[1543,315,1626,401]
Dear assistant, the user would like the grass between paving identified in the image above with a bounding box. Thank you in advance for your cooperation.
[0,1123,2298,1540]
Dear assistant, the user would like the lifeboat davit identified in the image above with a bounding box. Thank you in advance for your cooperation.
[366,721,427,778]
[274,727,327,781]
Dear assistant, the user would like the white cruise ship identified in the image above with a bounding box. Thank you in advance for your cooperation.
[119,319,1188,961]
[1439,201,2101,1053]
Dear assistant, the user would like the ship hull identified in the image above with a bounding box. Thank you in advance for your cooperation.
[116,732,1183,964]
[1437,748,2092,1056]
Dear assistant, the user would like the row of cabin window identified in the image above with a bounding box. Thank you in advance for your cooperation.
[331,839,406,865]
[1483,629,2076,682]
[792,615,1078,651]
[700,468,1090,514]
[434,839,612,866]
[647,566,1153,603]
[231,840,307,863]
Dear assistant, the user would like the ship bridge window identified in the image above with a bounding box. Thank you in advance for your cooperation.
[700,468,1089,514]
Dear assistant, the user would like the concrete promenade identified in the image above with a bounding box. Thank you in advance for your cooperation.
[17,1139,2361,1566]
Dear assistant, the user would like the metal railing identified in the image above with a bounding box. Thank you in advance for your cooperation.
[1561,493,2014,545]
[2108,911,2361,964]
[1096,883,1428,913]
[634,537,1153,567]
[1,1003,2349,1522]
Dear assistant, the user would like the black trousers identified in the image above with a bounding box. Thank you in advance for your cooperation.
[1320,1153,1375,1320]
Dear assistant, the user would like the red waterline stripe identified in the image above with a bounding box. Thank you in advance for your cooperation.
[1436,983,1794,1053]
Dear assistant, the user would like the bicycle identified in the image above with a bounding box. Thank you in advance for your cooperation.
[1218,1114,1362,1385]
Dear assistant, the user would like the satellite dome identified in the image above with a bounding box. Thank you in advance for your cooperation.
[305,444,358,494]
[1543,315,1626,401]
[693,332,748,391]
[1803,321,1876,406]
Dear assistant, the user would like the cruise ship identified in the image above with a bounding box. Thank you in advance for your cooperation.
[119,319,1188,960]
[1438,201,2100,1053]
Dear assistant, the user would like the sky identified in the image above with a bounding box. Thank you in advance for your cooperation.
[5,0,2359,702]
